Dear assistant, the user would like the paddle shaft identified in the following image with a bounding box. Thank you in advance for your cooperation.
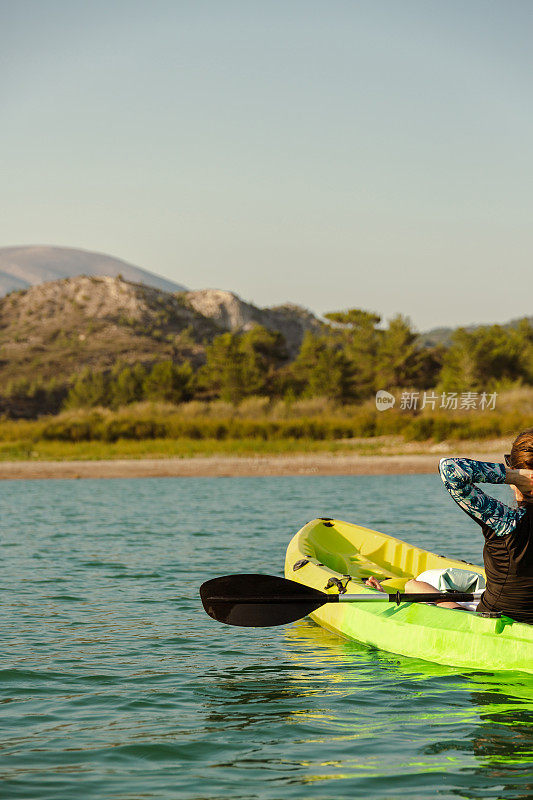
[343,591,483,604]
[212,590,483,606]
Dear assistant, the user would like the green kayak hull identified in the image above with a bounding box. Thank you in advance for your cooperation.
[284,518,533,674]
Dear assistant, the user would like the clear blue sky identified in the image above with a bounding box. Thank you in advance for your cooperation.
[2,0,532,329]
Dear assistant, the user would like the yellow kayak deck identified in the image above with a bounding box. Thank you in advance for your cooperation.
[289,516,484,591]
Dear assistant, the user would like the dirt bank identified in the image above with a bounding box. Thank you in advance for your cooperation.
[0,451,502,480]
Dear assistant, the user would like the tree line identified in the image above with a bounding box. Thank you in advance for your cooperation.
[2,310,533,416]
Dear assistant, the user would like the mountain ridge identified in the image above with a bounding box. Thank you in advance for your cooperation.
[0,245,187,296]
[2,245,529,341]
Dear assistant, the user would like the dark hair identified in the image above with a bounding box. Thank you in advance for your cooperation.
[509,428,533,471]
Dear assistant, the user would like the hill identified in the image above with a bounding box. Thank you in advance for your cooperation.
[0,276,324,415]
[417,316,533,348]
[0,276,215,388]
[0,245,186,296]
[184,289,322,356]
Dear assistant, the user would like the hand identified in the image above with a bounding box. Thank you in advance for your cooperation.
[365,576,385,592]
[505,468,533,498]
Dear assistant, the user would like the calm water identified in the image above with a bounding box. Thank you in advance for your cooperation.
[0,475,531,800]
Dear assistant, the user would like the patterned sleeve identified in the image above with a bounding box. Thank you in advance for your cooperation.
[438,457,525,536]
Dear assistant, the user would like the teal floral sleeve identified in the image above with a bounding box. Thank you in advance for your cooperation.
[439,458,526,537]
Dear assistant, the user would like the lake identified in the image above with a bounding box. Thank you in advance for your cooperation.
[1,475,531,799]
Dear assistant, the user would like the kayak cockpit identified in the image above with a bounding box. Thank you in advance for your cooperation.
[296,518,484,592]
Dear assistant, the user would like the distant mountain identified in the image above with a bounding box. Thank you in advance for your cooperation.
[0,245,186,296]
[418,315,533,348]
[416,326,456,348]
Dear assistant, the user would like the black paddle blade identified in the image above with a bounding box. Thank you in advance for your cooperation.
[200,573,328,627]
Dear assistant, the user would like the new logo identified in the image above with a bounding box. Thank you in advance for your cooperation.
[375,390,395,411]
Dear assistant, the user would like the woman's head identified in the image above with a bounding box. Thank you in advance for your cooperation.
[509,428,533,470]
[507,428,533,504]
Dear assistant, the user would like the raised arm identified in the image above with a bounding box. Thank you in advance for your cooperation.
[439,457,525,536]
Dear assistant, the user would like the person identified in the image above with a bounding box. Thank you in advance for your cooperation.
[364,574,475,610]
[366,428,533,622]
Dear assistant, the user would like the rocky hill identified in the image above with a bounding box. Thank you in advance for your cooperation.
[184,289,323,355]
[0,276,324,389]
[0,276,214,387]
[0,245,186,296]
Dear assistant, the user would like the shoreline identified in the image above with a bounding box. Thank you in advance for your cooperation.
[0,451,502,480]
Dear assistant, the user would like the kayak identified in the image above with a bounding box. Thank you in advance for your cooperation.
[284,518,533,674]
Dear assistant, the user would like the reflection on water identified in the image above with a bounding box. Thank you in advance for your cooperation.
[278,619,533,797]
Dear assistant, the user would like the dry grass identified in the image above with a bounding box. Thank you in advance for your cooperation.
[0,388,530,461]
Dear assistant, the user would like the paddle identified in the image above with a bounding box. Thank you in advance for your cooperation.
[200,573,483,627]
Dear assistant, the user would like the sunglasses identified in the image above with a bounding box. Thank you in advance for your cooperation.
[504,454,511,467]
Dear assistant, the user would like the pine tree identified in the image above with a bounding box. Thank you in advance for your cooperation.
[65,369,108,408]
[143,361,193,404]
[111,365,146,407]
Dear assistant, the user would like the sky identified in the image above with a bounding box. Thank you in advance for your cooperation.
[1,0,532,330]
